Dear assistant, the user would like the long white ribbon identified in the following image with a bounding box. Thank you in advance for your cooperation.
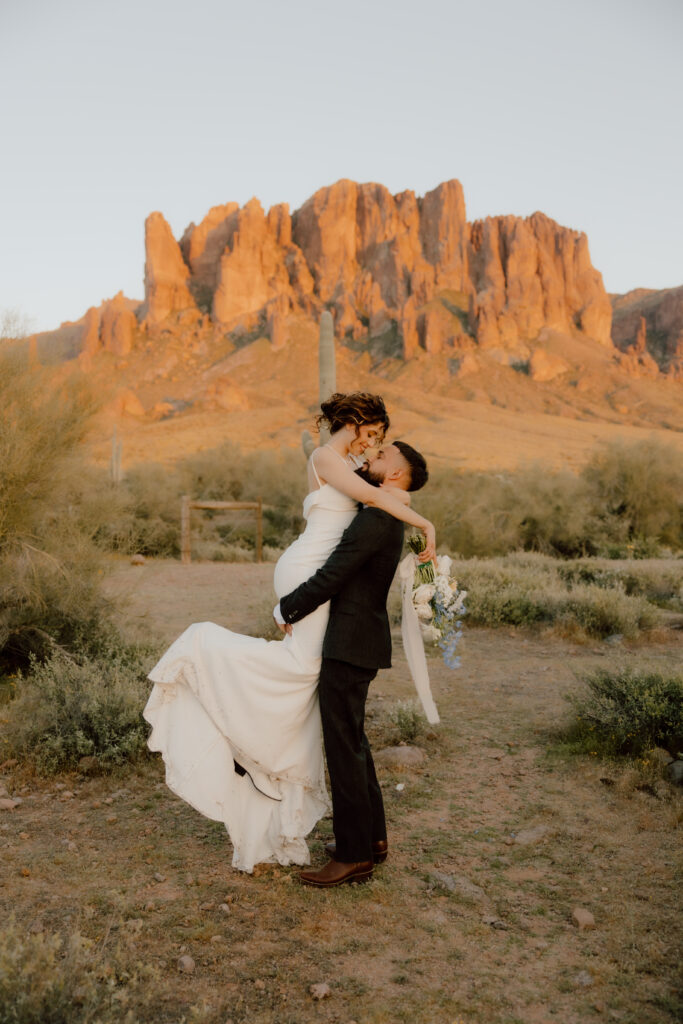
[398,555,440,725]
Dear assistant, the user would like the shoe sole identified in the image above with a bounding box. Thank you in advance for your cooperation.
[300,868,373,888]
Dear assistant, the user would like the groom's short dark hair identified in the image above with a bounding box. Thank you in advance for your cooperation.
[394,441,428,492]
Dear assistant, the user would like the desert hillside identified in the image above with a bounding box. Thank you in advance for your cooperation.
[26,178,683,470]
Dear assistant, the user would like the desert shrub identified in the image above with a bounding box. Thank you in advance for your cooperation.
[390,700,425,743]
[556,584,656,638]
[452,553,660,637]
[558,559,683,611]
[0,915,158,1024]
[97,443,307,558]
[582,438,683,550]
[565,667,683,757]
[414,439,683,558]
[0,347,115,671]
[1,639,156,774]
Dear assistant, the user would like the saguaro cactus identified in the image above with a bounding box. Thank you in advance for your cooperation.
[110,426,123,484]
[302,310,336,457]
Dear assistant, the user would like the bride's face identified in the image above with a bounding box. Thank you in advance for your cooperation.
[347,422,384,456]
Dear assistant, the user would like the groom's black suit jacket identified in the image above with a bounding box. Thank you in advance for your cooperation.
[279,507,404,671]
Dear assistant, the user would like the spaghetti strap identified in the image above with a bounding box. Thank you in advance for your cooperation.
[309,450,323,487]
[310,444,347,488]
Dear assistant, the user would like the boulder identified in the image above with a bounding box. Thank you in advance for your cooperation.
[374,745,426,767]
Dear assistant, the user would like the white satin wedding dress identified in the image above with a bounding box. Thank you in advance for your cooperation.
[143,478,358,872]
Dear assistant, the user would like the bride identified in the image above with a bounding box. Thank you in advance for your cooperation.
[143,392,436,872]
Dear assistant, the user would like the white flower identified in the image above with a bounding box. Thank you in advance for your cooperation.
[413,583,435,604]
[436,554,453,576]
[415,602,433,622]
[421,623,441,643]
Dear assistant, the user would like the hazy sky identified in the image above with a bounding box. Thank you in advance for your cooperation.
[1,0,681,332]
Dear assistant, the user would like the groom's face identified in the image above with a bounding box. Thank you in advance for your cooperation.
[358,444,408,489]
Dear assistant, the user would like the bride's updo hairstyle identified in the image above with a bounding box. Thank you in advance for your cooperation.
[316,392,390,439]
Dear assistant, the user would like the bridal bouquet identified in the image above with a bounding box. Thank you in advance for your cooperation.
[407,537,466,669]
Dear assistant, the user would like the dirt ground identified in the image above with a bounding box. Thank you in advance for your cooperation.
[2,560,681,1024]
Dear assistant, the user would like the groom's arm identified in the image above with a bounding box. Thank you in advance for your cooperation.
[279,509,394,625]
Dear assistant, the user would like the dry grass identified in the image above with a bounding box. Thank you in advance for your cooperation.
[1,562,681,1023]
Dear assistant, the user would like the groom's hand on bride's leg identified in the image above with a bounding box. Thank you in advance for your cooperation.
[274,619,292,635]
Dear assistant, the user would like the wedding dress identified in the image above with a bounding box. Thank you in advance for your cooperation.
[142,472,358,872]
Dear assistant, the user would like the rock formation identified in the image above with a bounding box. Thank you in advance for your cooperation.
[138,178,615,363]
[611,285,683,377]
[141,212,194,325]
[100,292,137,356]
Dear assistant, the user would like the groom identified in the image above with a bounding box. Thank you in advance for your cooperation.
[276,441,429,887]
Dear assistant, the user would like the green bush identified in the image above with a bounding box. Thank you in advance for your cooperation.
[582,438,683,550]
[390,700,425,744]
[414,439,683,558]
[0,915,157,1024]
[566,667,683,757]
[0,347,115,671]
[453,553,661,637]
[1,639,156,774]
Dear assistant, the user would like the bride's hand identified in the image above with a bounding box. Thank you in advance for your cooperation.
[419,522,436,564]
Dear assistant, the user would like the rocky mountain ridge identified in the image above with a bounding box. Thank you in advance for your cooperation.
[43,177,682,384]
[26,178,683,467]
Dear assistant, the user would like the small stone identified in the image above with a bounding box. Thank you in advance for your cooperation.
[512,825,549,846]
[131,554,146,566]
[104,797,114,805]
[374,746,426,767]
[91,801,101,809]
[177,954,195,974]
[210,934,224,944]
[309,983,331,1000]
[125,919,143,934]
[649,747,674,768]
[254,979,266,989]
[200,901,215,911]
[19,832,29,840]
[481,914,508,929]
[144,901,155,911]
[668,760,683,786]
[105,815,117,824]
[60,791,74,800]
[0,798,19,811]
[572,907,596,931]
[20,867,30,877]
[153,872,167,883]
[218,903,231,914]
[576,970,594,987]
[429,871,488,903]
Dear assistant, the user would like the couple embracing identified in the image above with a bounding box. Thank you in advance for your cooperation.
[143,393,435,887]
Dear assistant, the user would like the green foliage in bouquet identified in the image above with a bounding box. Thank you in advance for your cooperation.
[407,533,435,584]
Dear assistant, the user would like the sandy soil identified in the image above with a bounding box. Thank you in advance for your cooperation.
[2,560,681,1024]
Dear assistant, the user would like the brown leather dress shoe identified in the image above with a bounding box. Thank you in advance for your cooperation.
[324,839,388,864]
[300,858,373,888]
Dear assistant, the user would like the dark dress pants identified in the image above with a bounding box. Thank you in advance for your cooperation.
[318,657,387,863]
